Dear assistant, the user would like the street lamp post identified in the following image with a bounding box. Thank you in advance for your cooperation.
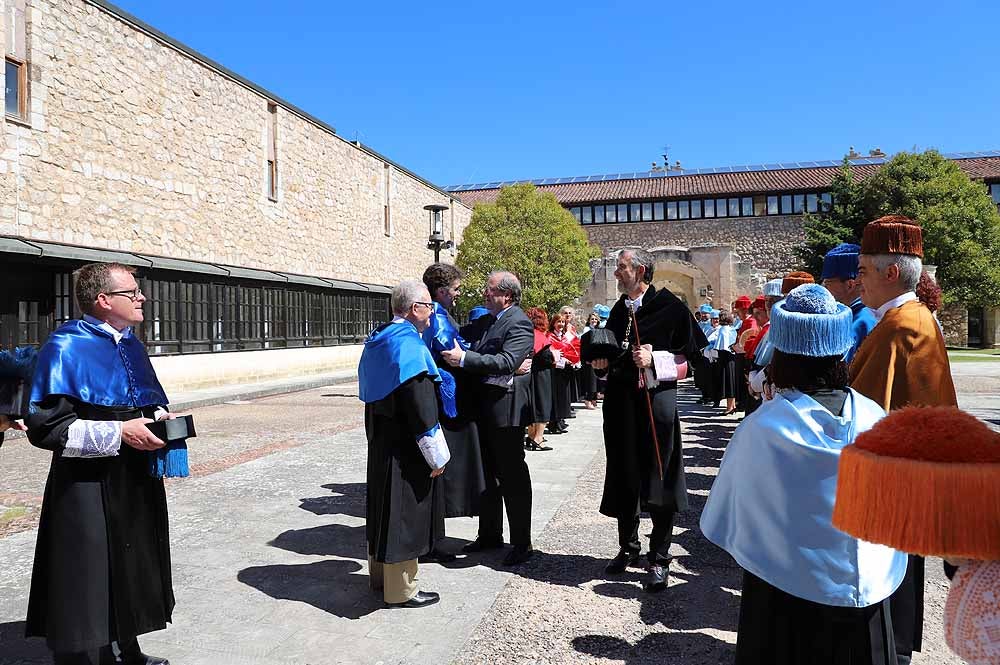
[424,204,453,262]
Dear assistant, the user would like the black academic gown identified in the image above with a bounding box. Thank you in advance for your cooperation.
[366,373,446,564]
[25,398,174,653]
[599,286,708,518]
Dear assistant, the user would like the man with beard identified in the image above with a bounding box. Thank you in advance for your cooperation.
[592,248,707,591]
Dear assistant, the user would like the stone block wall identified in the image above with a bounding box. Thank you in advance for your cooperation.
[0,0,470,286]
[584,214,806,275]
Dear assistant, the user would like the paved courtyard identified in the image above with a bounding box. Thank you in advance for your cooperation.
[0,364,996,664]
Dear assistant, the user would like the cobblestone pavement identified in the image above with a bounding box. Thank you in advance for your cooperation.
[1,365,995,664]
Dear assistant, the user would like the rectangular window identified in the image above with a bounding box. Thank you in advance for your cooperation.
[630,203,641,221]
[989,183,1000,204]
[5,1,27,121]
[594,205,604,224]
[781,194,793,214]
[17,300,40,345]
[5,58,26,119]
[767,195,779,215]
[793,194,805,213]
[605,205,617,223]
[728,198,740,216]
[570,207,582,222]
[691,200,702,218]
[653,202,665,220]
[806,193,819,213]
[741,197,753,216]
[383,164,393,236]
[666,201,678,220]
[679,200,690,219]
[820,192,833,211]
[581,206,592,224]
[54,273,73,325]
[753,195,766,216]
[703,199,716,217]
[618,204,628,223]
[642,202,653,220]
[266,103,278,201]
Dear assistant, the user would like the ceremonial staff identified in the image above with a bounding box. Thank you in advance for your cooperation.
[628,302,664,480]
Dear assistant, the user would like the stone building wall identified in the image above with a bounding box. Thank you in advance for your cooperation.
[0,0,470,285]
[584,214,805,275]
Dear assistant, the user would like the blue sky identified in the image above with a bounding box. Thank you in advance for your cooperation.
[113,0,1000,187]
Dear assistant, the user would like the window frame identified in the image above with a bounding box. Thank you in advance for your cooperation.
[5,56,27,121]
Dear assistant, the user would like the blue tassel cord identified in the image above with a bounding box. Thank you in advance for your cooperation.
[149,442,190,478]
[438,368,458,419]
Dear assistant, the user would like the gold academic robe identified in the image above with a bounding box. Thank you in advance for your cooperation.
[849,300,957,411]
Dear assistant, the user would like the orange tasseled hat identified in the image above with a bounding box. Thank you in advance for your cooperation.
[780,271,815,295]
[832,406,1000,560]
[860,214,924,257]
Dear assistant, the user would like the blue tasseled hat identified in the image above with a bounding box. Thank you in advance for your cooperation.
[762,278,784,297]
[710,309,720,318]
[593,304,611,320]
[770,284,853,357]
[821,243,861,281]
[698,304,714,313]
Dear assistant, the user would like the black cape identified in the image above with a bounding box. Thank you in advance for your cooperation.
[25,398,174,652]
[429,310,486,518]
[599,285,708,517]
[365,373,445,563]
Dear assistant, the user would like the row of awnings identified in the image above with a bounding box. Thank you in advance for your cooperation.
[0,236,392,294]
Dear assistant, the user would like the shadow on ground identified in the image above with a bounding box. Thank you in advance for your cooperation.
[239,387,745,640]
[0,621,48,665]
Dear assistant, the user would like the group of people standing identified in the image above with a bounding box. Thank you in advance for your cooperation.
[700,215,996,665]
[523,304,607,451]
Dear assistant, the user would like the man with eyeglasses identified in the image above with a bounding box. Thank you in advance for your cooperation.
[441,271,535,566]
[25,262,176,665]
[359,280,448,608]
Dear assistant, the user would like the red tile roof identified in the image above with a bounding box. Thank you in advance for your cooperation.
[451,156,1000,206]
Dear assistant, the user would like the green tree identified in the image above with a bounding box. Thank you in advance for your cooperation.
[799,150,1000,306]
[797,159,867,276]
[456,183,601,314]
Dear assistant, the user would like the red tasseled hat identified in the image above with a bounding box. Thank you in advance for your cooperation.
[734,295,752,309]
[751,296,767,312]
[832,407,1000,560]
[780,271,815,295]
[860,214,924,258]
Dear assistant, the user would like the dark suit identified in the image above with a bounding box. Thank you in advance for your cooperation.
[460,306,534,546]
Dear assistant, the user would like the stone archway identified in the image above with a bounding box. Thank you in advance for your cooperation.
[650,251,713,307]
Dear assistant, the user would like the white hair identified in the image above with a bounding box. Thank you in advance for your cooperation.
[488,271,522,305]
[869,254,922,291]
[391,280,430,316]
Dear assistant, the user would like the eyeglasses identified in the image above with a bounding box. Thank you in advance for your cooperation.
[414,301,434,309]
[105,288,143,302]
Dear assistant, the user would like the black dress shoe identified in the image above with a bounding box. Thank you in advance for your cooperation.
[122,652,170,665]
[503,545,535,566]
[604,550,641,574]
[462,538,504,553]
[643,562,669,592]
[418,548,457,563]
[387,590,440,608]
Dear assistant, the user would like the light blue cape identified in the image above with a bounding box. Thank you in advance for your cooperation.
[709,325,737,351]
[700,388,907,607]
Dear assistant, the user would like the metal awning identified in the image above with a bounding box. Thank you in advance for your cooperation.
[219,265,288,282]
[323,278,370,291]
[278,272,331,288]
[1,235,393,294]
[141,254,229,276]
[31,240,152,267]
[360,283,393,294]
[0,237,42,256]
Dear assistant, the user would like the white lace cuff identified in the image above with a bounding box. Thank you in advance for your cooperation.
[63,420,122,458]
[416,424,450,470]
[652,351,678,381]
